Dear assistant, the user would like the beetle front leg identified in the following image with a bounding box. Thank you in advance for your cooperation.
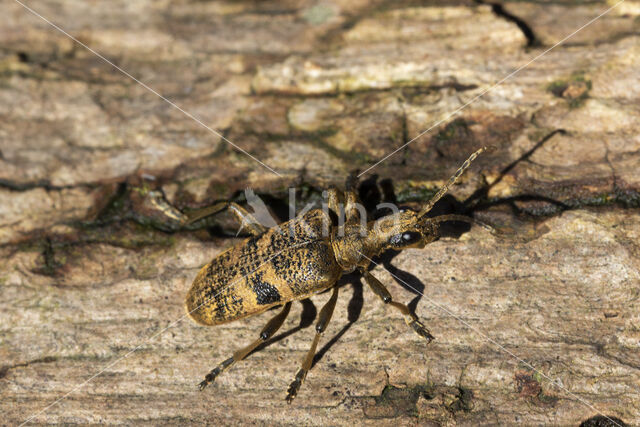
[344,173,362,226]
[199,302,292,391]
[326,187,340,219]
[362,270,434,343]
[286,286,339,403]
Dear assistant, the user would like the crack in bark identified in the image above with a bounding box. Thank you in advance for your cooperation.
[0,356,58,379]
[255,82,479,98]
[0,178,97,193]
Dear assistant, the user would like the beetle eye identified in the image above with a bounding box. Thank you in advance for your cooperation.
[401,232,421,243]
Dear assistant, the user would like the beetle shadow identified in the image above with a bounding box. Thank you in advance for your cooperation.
[253,299,317,354]
[354,129,568,315]
[312,273,364,369]
[251,273,365,368]
[242,129,569,365]
[463,128,569,214]
[359,174,429,314]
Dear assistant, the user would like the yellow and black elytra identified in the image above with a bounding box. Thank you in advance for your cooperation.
[166,147,492,403]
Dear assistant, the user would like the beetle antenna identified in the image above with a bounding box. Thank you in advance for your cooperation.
[419,146,492,217]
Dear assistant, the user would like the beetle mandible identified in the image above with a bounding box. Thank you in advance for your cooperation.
[161,146,491,403]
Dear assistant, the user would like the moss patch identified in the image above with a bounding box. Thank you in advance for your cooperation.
[547,72,592,108]
[363,384,436,419]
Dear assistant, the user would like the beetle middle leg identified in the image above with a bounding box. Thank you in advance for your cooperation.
[362,270,434,342]
[198,302,292,391]
[286,286,339,403]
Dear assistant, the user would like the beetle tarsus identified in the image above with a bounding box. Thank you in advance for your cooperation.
[198,368,220,391]
[198,357,235,391]
[410,319,435,343]
[286,369,306,403]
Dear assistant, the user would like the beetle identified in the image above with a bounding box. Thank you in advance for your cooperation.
[159,146,491,403]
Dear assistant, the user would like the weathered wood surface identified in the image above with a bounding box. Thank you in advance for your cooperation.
[1,0,639,425]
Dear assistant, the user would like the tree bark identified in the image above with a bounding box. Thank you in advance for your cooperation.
[1,1,639,425]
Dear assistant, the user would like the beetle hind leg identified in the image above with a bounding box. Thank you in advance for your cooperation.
[286,286,339,403]
[362,270,434,343]
[198,302,292,391]
[198,357,234,390]
[183,202,267,236]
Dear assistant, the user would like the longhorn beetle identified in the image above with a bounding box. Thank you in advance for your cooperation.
[158,147,492,403]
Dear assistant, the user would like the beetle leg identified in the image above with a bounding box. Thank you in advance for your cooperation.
[326,187,340,219]
[198,302,292,391]
[334,174,368,238]
[362,270,434,343]
[149,190,189,223]
[183,202,267,235]
[286,286,339,403]
[344,173,361,226]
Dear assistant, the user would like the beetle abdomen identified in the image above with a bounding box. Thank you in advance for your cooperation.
[185,209,341,326]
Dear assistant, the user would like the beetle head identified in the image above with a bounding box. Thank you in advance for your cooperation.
[367,210,439,252]
[366,146,490,254]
